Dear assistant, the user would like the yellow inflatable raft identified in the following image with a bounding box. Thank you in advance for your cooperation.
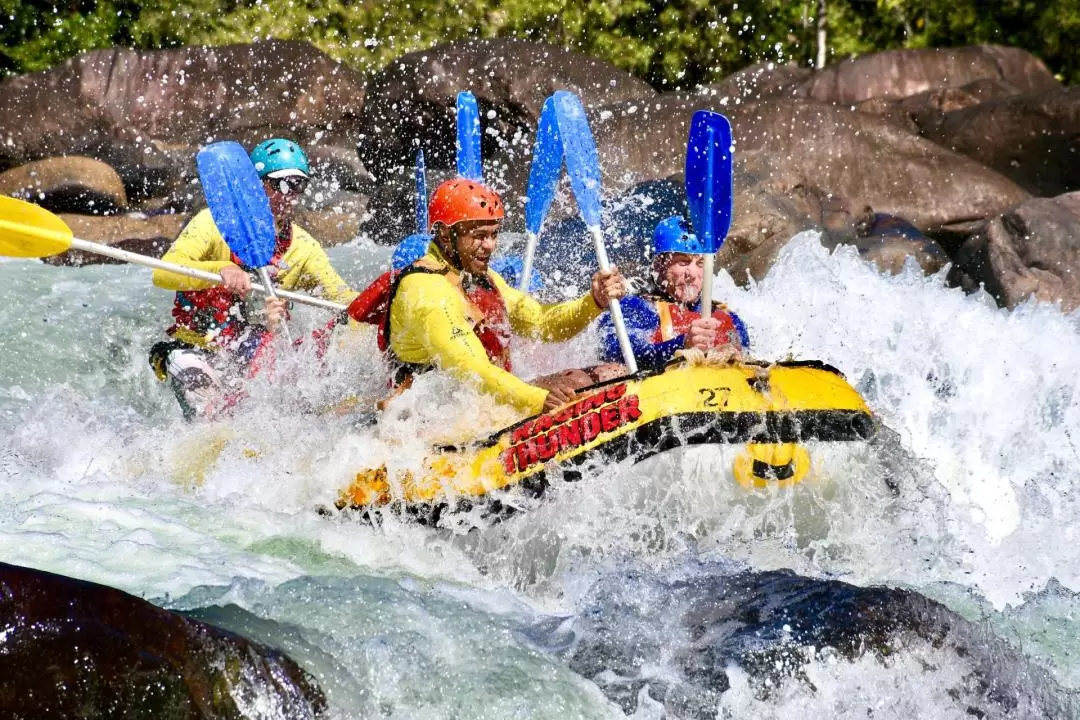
[337,359,876,522]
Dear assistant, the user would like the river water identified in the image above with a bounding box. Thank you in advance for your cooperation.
[1,231,1079,717]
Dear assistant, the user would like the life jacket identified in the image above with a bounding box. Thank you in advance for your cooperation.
[374,260,511,385]
[650,296,742,347]
[167,228,293,350]
[346,269,395,350]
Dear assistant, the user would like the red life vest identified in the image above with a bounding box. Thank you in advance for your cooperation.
[353,262,512,382]
[346,270,395,350]
[650,298,741,347]
[167,229,292,349]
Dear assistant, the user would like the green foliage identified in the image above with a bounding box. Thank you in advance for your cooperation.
[1,0,1078,86]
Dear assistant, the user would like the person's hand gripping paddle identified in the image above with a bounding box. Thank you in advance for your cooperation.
[196,141,293,344]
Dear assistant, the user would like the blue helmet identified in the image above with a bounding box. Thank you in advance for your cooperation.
[391,234,431,270]
[653,216,707,255]
[250,138,310,179]
[490,255,543,292]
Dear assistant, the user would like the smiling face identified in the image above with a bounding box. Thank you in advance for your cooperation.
[655,252,705,305]
[447,219,501,275]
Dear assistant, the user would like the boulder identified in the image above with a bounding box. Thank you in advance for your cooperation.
[950,192,1080,310]
[798,44,1060,104]
[44,212,189,266]
[296,189,370,247]
[855,78,1023,134]
[821,207,950,276]
[717,179,858,283]
[918,87,1080,198]
[548,565,1068,717]
[0,561,325,719]
[698,61,811,103]
[0,40,367,202]
[0,156,127,214]
[356,38,657,179]
[591,95,1029,229]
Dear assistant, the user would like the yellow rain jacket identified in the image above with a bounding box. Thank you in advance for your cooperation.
[389,245,604,414]
[152,208,357,305]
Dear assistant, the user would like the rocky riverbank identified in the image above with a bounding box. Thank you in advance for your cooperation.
[2,38,1078,308]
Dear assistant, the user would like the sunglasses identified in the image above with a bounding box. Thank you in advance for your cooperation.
[270,176,309,195]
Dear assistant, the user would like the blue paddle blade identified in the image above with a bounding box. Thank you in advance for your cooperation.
[456,91,483,181]
[196,141,276,268]
[415,148,428,233]
[685,110,734,253]
[524,96,563,236]
[552,91,603,229]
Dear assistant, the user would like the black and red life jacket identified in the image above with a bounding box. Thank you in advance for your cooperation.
[167,229,293,349]
[348,261,511,383]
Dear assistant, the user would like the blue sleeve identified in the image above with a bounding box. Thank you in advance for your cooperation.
[598,296,681,368]
[728,310,750,348]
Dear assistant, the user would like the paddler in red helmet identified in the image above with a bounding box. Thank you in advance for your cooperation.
[377,179,627,413]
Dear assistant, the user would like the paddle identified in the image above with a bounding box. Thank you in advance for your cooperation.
[196,140,292,342]
[0,196,347,313]
[415,148,429,233]
[456,91,483,181]
[519,95,562,293]
[685,110,734,315]
[551,90,637,373]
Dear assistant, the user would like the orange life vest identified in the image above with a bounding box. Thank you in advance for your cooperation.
[651,297,741,346]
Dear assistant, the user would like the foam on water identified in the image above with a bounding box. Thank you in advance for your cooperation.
[2,234,1079,714]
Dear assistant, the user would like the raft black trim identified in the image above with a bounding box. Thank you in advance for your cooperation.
[351,408,877,527]
[449,359,851,453]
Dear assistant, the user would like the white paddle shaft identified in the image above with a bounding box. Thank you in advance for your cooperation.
[700,253,714,316]
[69,237,347,313]
[519,230,539,292]
[589,226,637,373]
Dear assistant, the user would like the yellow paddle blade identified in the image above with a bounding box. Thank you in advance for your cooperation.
[0,195,75,258]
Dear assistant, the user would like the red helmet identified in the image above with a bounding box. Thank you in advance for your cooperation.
[428,179,505,230]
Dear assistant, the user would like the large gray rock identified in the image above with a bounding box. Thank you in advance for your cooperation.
[855,77,1024,135]
[533,565,1069,718]
[591,95,1028,230]
[950,192,1080,310]
[42,212,189,266]
[0,561,325,719]
[356,38,657,180]
[918,87,1080,198]
[798,44,1060,104]
[0,156,127,214]
[580,94,1028,281]
[0,40,367,202]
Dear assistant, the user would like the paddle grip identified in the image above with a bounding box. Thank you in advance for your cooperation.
[257,266,293,344]
[589,226,637,373]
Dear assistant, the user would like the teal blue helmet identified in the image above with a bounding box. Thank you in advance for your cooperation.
[653,216,706,255]
[250,138,310,179]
